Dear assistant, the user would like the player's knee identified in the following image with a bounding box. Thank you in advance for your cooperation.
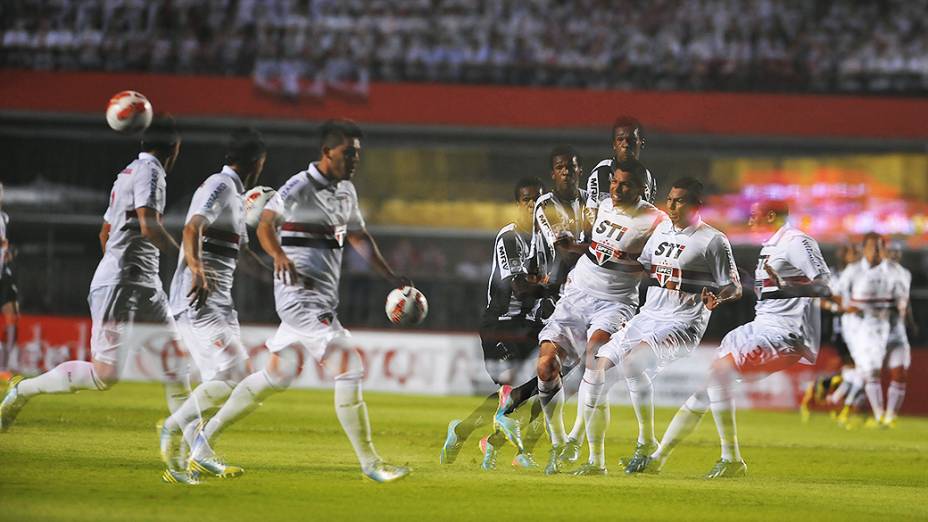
[266,347,302,389]
[335,348,365,380]
[685,390,709,413]
[889,366,907,383]
[536,352,560,382]
[93,362,119,389]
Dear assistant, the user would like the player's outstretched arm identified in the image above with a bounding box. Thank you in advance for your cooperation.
[182,214,211,310]
[346,228,409,288]
[701,282,742,311]
[764,263,832,299]
[98,222,111,254]
[256,208,298,285]
[137,206,179,254]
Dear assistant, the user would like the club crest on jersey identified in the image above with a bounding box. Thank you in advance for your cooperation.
[317,312,334,326]
[333,224,347,246]
[655,263,674,287]
[592,243,614,265]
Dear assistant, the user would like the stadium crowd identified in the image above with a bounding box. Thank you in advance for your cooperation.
[2,0,927,95]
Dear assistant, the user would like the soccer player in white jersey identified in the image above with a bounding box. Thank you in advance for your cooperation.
[0,182,20,382]
[585,116,657,213]
[536,158,664,475]
[187,119,411,483]
[834,233,910,428]
[1,117,191,432]
[883,241,914,426]
[638,200,832,478]
[574,177,741,476]
[157,128,268,484]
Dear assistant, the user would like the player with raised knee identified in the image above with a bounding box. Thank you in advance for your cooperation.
[440,177,548,470]
[574,177,741,476]
[536,157,664,475]
[1,116,192,435]
[834,234,910,428]
[641,200,831,478]
[187,119,411,483]
[158,128,268,484]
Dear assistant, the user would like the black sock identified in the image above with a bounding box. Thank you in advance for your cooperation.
[505,377,538,415]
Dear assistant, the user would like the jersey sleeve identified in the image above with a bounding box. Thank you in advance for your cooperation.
[534,199,561,249]
[787,234,831,283]
[495,229,525,280]
[265,174,304,220]
[347,183,366,231]
[133,162,166,213]
[187,178,228,226]
[707,233,740,287]
[893,266,911,302]
[637,227,660,270]
[834,265,854,299]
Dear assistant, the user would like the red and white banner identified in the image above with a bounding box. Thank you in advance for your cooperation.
[8,315,927,414]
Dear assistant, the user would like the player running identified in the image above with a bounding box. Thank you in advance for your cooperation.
[186,119,411,483]
[574,177,741,476]
[586,116,657,214]
[537,158,664,475]
[1,117,192,433]
[834,233,910,428]
[440,177,547,471]
[0,182,20,382]
[630,200,832,478]
[158,128,268,485]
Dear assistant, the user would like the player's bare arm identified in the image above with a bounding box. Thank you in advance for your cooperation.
[98,222,110,253]
[346,228,410,288]
[764,263,832,299]
[256,208,298,285]
[182,214,211,310]
[137,206,179,254]
[701,281,743,311]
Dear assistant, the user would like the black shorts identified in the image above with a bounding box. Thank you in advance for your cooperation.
[0,265,16,306]
[479,317,542,385]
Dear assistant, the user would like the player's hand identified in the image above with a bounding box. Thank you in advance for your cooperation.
[701,287,721,310]
[273,253,298,285]
[187,267,210,310]
[763,262,785,287]
[843,304,861,314]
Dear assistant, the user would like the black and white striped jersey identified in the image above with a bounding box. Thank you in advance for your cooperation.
[485,223,538,322]
[531,190,588,290]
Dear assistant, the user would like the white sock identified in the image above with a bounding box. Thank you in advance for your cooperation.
[626,372,655,446]
[538,377,567,447]
[885,381,906,422]
[652,392,708,460]
[707,384,741,462]
[164,380,234,433]
[864,378,885,420]
[843,379,863,407]
[568,379,587,444]
[17,360,105,397]
[195,370,278,458]
[334,371,381,470]
[582,368,608,467]
[164,380,191,415]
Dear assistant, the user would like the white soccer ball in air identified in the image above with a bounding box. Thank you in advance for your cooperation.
[385,286,428,326]
[106,90,153,133]
[243,186,277,228]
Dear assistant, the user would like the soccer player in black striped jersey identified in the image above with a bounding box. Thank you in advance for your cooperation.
[441,177,549,470]
[585,116,657,213]
[0,183,18,382]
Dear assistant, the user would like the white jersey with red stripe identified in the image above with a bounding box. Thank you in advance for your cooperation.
[835,258,907,318]
[564,197,665,302]
[639,217,739,324]
[90,152,167,290]
[753,223,831,361]
[169,166,248,315]
[264,162,365,312]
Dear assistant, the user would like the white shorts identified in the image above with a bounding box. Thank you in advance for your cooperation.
[842,314,891,374]
[598,311,707,371]
[175,305,247,381]
[88,284,177,366]
[538,285,636,361]
[266,308,350,363]
[717,316,805,370]
[886,321,911,369]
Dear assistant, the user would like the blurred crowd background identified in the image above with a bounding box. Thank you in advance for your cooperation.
[3,0,928,96]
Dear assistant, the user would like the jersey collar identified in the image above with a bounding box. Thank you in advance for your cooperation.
[671,215,703,235]
[764,222,792,246]
[220,165,245,194]
[138,152,164,170]
[307,162,337,191]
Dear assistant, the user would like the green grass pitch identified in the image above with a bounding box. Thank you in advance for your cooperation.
[1,382,926,521]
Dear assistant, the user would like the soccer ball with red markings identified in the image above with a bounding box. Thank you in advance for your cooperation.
[106,90,153,133]
[385,286,428,326]
[244,186,277,228]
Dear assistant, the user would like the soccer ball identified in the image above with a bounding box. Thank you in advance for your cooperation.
[106,90,153,133]
[385,286,428,326]
[243,186,277,228]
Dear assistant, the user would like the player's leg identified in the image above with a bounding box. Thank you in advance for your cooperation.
[537,339,574,473]
[572,355,616,475]
[563,329,611,461]
[648,390,709,467]
[620,342,663,471]
[883,341,910,426]
[0,298,19,379]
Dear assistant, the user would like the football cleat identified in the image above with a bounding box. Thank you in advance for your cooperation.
[188,454,244,479]
[439,420,464,464]
[881,417,898,429]
[623,441,660,474]
[544,445,567,475]
[835,405,851,426]
[512,452,538,469]
[704,459,747,479]
[363,461,411,483]
[480,439,499,471]
[561,437,582,464]
[158,420,183,471]
[0,375,29,432]
[161,469,200,485]
[864,416,887,430]
[494,412,524,452]
[572,463,607,476]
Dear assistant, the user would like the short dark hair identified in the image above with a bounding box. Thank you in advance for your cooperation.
[320,119,363,150]
[514,176,545,201]
[612,115,643,140]
[757,199,790,218]
[671,176,704,206]
[862,232,884,247]
[549,145,580,169]
[225,127,266,165]
[140,114,179,155]
[614,158,648,190]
